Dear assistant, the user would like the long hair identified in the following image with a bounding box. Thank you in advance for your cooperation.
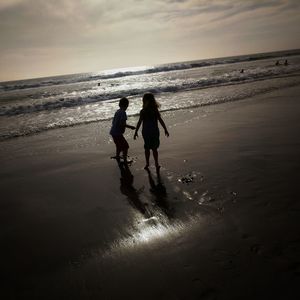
[142,93,160,111]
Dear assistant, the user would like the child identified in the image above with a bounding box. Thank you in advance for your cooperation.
[134,93,169,170]
[110,97,135,163]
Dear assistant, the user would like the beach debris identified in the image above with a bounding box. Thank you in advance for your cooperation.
[127,155,138,163]
[178,175,194,184]
[229,190,238,202]
[178,171,203,185]
[183,190,193,200]
[198,190,213,205]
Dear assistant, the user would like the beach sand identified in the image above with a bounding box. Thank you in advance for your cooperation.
[1,86,300,299]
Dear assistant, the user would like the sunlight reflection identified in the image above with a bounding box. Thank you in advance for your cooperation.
[105,213,202,257]
[135,221,182,244]
[101,65,150,76]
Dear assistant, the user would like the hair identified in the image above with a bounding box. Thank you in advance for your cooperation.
[119,97,129,108]
[142,93,160,111]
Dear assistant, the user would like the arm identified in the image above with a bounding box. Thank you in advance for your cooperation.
[134,116,142,139]
[126,124,136,130]
[158,114,169,137]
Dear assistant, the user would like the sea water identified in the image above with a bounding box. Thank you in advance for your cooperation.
[1,49,300,140]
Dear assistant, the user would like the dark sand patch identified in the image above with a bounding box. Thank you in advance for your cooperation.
[1,86,300,299]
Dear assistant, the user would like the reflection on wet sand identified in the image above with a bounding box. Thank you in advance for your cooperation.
[107,213,201,257]
[106,163,200,255]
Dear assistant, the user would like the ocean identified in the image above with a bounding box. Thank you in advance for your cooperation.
[1,49,300,141]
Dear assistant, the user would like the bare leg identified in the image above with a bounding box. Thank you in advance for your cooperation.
[123,148,128,163]
[153,149,160,170]
[116,147,121,158]
[144,149,150,169]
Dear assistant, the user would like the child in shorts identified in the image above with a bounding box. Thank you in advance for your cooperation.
[110,97,135,164]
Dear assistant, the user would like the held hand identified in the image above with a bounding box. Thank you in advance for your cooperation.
[134,132,138,140]
[165,129,169,137]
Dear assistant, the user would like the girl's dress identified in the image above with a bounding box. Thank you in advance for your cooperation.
[140,108,160,149]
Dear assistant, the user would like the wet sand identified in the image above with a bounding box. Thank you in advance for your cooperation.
[1,86,300,299]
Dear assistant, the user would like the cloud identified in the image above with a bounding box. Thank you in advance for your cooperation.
[0,0,299,80]
[0,0,24,10]
[1,1,298,39]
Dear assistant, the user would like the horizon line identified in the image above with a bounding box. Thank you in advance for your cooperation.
[1,47,299,84]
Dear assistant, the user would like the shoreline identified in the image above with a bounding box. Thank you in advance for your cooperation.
[2,73,300,142]
[1,85,300,299]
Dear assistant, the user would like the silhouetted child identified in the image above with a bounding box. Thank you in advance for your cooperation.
[110,97,135,164]
[134,93,169,170]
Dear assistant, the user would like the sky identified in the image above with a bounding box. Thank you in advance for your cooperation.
[0,0,300,81]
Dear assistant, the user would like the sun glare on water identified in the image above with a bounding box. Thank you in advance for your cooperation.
[101,65,151,76]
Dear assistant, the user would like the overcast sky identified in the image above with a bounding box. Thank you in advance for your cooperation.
[0,0,299,81]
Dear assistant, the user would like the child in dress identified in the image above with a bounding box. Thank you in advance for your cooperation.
[134,93,169,170]
[110,97,135,164]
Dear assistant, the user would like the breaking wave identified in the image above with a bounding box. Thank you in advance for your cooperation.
[1,49,299,92]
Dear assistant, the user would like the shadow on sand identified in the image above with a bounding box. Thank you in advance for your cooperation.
[145,168,173,219]
[116,161,173,220]
[117,161,151,218]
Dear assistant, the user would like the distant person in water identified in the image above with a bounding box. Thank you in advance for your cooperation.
[284,59,288,66]
[240,69,244,73]
[110,97,135,164]
[275,60,280,66]
[134,93,169,170]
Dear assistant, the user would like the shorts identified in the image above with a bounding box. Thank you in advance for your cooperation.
[112,135,129,151]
